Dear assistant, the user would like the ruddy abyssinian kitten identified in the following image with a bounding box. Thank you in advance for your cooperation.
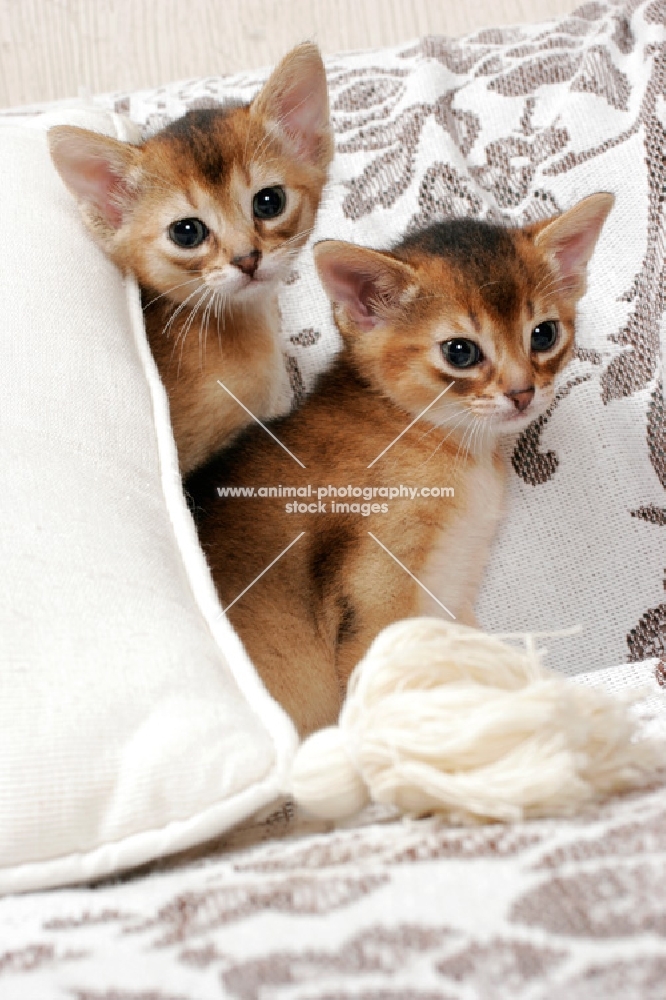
[48,44,333,474]
[187,193,614,735]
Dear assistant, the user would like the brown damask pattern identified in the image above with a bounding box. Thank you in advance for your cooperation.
[306,993,452,1000]
[511,376,592,486]
[44,910,133,931]
[490,53,588,96]
[573,346,603,364]
[490,47,630,109]
[612,9,636,50]
[627,381,666,657]
[571,2,608,19]
[436,938,567,993]
[601,47,666,403]
[328,67,409,134]
[412,39,496,77]
[232,820,545,874]
[506,38,585,59]
[129,874,389,947]
[560,956,666,1000]
[407,162,485,233]
[332,76,406,115]
[469,26,526,46]
[2,779,665,998]
[627,578,666,661]
[539,40,666,404]
[338,104,431,218]
[512,861,666,936]
[290,328,322,347]
[433,92,480,157]
[303,989,453,1000]
[284,353,306,404]
[70,993,189,1000]
[647,379,666,488]
[221,926,455,1000]
[0,943,85,974]
[646,0,666,20]
[571,45,631,106]
[468,122,569,210]
[534,810,666,867]
[475,54,505,76]
[1,782,666,997]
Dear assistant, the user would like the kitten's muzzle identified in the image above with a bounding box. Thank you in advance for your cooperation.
[231,249,261,278]
[505,386,535,413]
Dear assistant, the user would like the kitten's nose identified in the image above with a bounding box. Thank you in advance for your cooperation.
[505,386,535,412]
[231,249,261,278]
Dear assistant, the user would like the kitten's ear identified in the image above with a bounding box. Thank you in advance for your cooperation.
[532,192,615,296]
[48,125,141,234]
[314,240,418,333]
[252,43,333,171]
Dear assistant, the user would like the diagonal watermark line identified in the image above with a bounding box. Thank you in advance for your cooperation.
[366,381,455,469]
[217,380,306,468]
[368,531,456,620]
[218,531,306,617]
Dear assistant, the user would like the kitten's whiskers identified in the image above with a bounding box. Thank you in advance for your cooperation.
[279,228,314,250]
[453,415,480,469]
[143,274,203,310]
[417,408,471,471]
[176,290,210,376]
[533,274,579,300]
[199,287,217,369]
[162,286,204,345]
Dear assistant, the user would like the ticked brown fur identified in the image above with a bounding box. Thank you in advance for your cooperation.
[190,194,614,737]
[48,44,333,474]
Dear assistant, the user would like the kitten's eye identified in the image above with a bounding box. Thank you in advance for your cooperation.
[253,186,286,220]
[441,339,483,369]
[531,320,559,352]
[168,218,209,248]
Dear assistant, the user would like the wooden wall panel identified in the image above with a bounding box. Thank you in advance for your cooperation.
[0,0,576,108]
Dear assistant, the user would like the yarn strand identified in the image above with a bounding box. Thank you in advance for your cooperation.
[290,619,664,823]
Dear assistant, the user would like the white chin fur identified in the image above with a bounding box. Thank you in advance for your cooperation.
[494,399,553,434]
[206,265,281,297]
[494,411,536,434]
[487,389,554,429]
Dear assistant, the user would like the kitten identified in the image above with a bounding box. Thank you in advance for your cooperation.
[187,193,613,736]
[48,44,333,475]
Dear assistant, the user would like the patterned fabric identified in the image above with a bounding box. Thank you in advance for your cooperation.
[94,0,666,682]
[1,1,665,993]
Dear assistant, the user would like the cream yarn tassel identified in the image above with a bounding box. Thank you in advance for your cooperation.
[290,619,663,823]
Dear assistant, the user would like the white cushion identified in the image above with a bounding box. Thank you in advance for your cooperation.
[0,108,296,895]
